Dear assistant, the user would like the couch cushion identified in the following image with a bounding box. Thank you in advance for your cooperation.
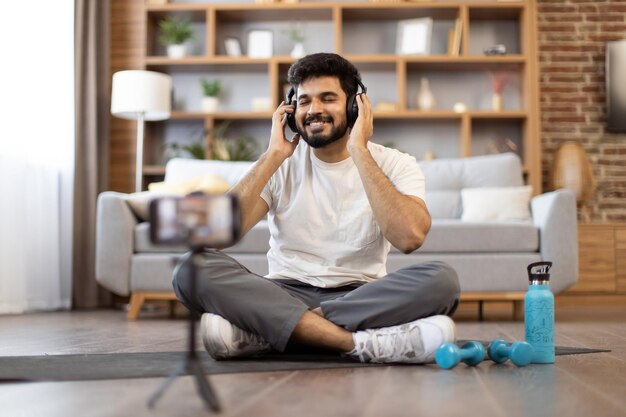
[387,253,542,292]
[419,153,524,219]
[126,174,231,221]
[391,220,539,253]
[164,158,254,185]
[137,219,536,255]
[224,221,271,254]
[131,254,184,292]
[134,221,271,254]
[134,222,187,253]
[424,190,461,219]
[148,174,231,194]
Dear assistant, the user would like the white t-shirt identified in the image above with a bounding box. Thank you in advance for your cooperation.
[260,142,425,288]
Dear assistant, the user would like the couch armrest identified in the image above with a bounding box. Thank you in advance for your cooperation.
[96,192,137,296]
[531,189,578,293]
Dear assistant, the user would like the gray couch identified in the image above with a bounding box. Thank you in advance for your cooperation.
[96,152,578,319]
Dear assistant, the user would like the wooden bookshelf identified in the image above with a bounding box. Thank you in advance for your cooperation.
[110,1,541,192]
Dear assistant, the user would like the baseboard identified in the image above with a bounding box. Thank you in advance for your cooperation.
[556,293,626,307]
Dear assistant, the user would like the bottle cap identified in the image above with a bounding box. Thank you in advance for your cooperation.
[527,261,552,282]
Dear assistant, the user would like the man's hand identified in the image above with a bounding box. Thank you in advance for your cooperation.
[347,93,431,253]
[347,93,374,155]
[229,101,300,238]
[269,101,300,160]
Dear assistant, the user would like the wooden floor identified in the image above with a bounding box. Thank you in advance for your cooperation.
[1,306,625,417]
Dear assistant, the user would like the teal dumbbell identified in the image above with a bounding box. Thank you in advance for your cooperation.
[435,341,485,369]
[487,339,534,367]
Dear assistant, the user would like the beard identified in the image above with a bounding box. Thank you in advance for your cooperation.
[297,115,349,149]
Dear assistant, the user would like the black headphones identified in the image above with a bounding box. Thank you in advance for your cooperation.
[285,79,367,133]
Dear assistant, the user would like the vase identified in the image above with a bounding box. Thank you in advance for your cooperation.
[417,77,435,111]
[167,44,186,59]
[492,92,503,111]
[290,42,306,58]
[201,97,219,113]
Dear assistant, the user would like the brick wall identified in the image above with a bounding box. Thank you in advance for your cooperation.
[537,0,626,221]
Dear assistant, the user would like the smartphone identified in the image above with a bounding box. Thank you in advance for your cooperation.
[149,193,240,248]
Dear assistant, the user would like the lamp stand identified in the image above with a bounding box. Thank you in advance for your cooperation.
[135,112,145,192]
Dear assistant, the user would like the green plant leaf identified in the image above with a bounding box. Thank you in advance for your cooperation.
[159,16,195,46]
[200,79,221,97]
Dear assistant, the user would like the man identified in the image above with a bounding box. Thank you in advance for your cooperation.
[173,53,460,364]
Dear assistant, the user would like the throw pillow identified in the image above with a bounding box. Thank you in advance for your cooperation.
[461,185,532,221]
[127,174,231,221]
[148,174,231,195]
[126,191,171,221]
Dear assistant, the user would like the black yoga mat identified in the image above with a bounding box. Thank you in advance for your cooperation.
[0,344,610,383]
[0,351,370,382]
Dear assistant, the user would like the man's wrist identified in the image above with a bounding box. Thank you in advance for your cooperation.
[348,142,369,158]
[263,148,289,166]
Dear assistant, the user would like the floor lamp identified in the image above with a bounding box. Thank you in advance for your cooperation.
[111,70,172,192]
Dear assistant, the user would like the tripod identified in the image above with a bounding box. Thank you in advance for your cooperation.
[148,247,221,412]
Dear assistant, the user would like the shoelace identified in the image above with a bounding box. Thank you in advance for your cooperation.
[233,327,268,349]
[360,325,422,362]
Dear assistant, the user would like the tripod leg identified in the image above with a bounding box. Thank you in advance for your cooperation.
[147,360,187,409]
[190,356,221,412]
[147,248,222,412]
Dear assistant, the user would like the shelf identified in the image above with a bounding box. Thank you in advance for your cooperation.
[146,6,207,22]
[129,0,540,193]
[145,56,271,72]
[341,3,460,20]
[145,55,526,76]
[168,110,526,121]
[170,111,273,120]
[468,111,527,119]
[216,5,334,21]
[146,54,525,66]
[469,4,524,20]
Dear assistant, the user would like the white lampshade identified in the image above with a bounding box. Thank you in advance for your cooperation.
[111,70,172,121]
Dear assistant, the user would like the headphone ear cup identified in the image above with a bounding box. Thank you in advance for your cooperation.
[346,94,358,128]
[286,111,298,133]
[286,87,298,133]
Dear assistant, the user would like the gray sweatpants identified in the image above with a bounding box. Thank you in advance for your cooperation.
[172,250,460,352]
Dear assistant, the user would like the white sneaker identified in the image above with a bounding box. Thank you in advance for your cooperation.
[349,315,456,364]
[200,313,271,360]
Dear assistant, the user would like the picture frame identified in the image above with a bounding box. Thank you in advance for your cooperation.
[247,30,273,58]
[396,17,433,55]
[224,37,242,57]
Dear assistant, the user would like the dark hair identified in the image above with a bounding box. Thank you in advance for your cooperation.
[287,53,361,98]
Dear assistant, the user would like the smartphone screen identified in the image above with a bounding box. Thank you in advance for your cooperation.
[149,194,240,248]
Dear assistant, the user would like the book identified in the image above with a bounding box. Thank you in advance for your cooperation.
[448,18,463,56]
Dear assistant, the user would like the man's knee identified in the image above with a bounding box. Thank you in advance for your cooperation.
[427,261,460,315]
[430,261,460,296]
[171,252,195,306]
[404,261,460,315]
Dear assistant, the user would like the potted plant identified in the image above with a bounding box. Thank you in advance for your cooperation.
[159,16,194,58]
[200,79,221,113]
[212,133,260,162]
[285,23,306,58]
[163,122,259,162]
[487,71,511,112]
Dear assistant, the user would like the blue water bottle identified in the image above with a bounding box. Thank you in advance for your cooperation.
[524,261,555,364]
